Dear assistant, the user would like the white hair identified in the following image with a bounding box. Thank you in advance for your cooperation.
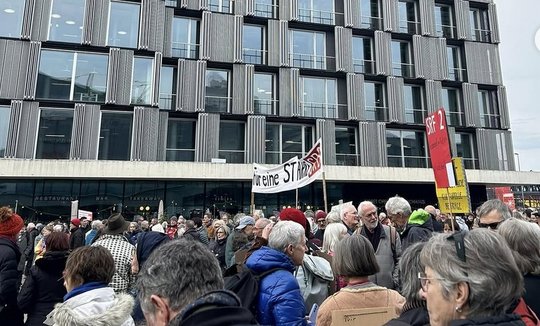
[322,223,347,253]
[385,196,412,216]
[268,221,305,252]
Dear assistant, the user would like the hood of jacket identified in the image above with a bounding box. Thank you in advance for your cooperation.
[402,214,434,237]
[35,250,69,274]
[136,231,170,266]
[47,287,134,326]
[245,246,296,274]
[0,235,21,259]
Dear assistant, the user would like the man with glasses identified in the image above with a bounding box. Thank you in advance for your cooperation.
[341,203,359,235]
[477,199,511,230]
[314,210,327,243]
[358,201,401,290]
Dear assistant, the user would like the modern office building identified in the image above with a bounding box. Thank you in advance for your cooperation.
[0,0,531,221]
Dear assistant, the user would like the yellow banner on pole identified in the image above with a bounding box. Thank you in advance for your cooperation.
[436,157,471,214]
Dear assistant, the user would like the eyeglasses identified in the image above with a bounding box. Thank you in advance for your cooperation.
[317,220,326,224]
[418,272,445,292]
[347,211,359,216]
[478,221,501,230]
[447,231,467,263]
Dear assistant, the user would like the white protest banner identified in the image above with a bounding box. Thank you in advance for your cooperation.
[78,209,93,221]
[252,138,323,194]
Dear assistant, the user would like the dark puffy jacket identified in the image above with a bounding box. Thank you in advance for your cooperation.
[136,231,170,268]
[0,236,24,326]
[209,237,228,271]
[385,301,430,326]
[449,314,525,326]
[245,246,307,326]
[69,228,85,250]
[401,217,434,252]
[17,251,68,326]
[524,274,540,316]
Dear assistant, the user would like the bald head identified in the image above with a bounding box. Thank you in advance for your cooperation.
[424,205,437,216]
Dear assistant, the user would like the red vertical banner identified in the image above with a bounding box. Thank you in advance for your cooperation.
[425,108,455,188]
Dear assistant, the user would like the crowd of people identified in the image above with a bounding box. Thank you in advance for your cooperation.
[0,196,539,326]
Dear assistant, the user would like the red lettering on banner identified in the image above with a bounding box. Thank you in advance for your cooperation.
[425,108,454,188]
[303,142,322,177]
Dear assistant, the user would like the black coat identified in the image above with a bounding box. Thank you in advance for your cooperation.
[524,274,540,315]
[385,302,430,326]
[450,314,525,326]
[69,227,85,250]
[183,229,203,243]
[209,237,228,270]
[17,251,68,326]
[0,236,24,326]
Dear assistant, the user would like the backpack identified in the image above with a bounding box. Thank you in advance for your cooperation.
[295,254,335,313]
[224,267,283,316]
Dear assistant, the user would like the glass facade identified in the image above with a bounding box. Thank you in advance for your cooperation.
[398,0,419,34]
[107,1,140,48]
[364,82,387,121]
[131,57,154,105]
[209,0,233,13]
[0,106,11,157]
[478,90,500,128]
[253,73,275,115]
[159,66,177,110]
[455,133,478,169]
[265,124,313,164]
[447,46,466,82]
[35,109,74,159]
[360,0,382,29]
[98,112,133,160]
[442,88,463,126]
[302,77,338,119]
[352,37,374,74]
[48,0,85,43]
[335,127,358,166]
[243,25,265,65]
[0,0,25,38]
[254,0,276,18]
[290,30,326,69]
[166,119,195,161]
[434,4,455,39]
[298,0,334,25]
[387,129,427,168]
[469,8,490,42]
[403,85,424,124]
[171,17,199,59]
[205,69,230,113]
[392,41,414,78]
[219,121,245,163]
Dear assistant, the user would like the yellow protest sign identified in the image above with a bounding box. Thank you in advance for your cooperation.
[436,157,471,214]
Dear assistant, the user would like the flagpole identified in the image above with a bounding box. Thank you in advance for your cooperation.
[250,191,255,215]
[295,188,299,209]
[323,172,328,213]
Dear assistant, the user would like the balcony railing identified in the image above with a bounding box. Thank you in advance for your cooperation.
[436,24,456,39]
[360,16,383,30]
[298,8,340,25]
[219,150,245,163]
[471,28,491,42]
[301,102,347,120]
[266,151,304,164]
[205,96,231,113]
[290,53,334,70]
[336,154,359,166]
[159,93,177,110]
[404,108,426,124]
[165,0,177,7]
[446,111,465,127]
[353,59,375,74]
[388,155,427,168]
[209,0,233,13]
[172,42,199,59]
[392,62,415,78]
[166,149,195,161]
[399,20,420,34]
[462,158,478,170]
[254,99,278,115]
[254,1,278,18]
[480,113,501,129]
[243,48,266,65]
[448,67,466,82]
[365,105,388,122]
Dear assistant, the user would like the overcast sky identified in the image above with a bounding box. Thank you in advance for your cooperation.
[494,0,540,171]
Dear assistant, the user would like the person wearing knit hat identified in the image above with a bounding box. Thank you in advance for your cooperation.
[69,218,85,250]
[279,208,307,230]
[314,210,327,243]
[0,206,25,325]
[400,208,434,252]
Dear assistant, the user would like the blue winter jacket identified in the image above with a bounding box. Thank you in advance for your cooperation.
[245,246,307,326]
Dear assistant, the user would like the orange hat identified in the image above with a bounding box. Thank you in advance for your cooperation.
[0,208,24,238]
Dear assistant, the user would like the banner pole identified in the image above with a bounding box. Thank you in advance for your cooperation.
[446,188,454,232]
[323,172,328,213]
[295,188,299,209]
[250,191,255,215]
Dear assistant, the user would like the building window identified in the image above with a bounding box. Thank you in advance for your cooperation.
[171,17,199,59]
[48,0,85,43]
[441,87,463,126]
[98,112,133,160]
[455,133,478,169]
[0,106,11,157]
[205,69,230,113]
[254,73,276,115]
[298,0,334,25]
[387,129,427,168]
[364,81,387,121]
[219,121,245,163]
[360,0,382,30]
[265,124,313,164]
[469,7,490,42]
[478,90,500,128]
[131,57,154,105]
[35,109,74,159]
[434,4,455,39]
[254,0,276,18]
[335,127,358,166]
[209,0,233,13]
[107,1,140,48]
[495,132,509,171]
[159,66,177,110]
[37,50,108,102]
[398,0,420,34]
[166,119,195,161]
[301,77,339,119]
[243,25,265,65]
[290,30,326,69]
[0,0,25,38]
[447,46,466,82]
[352,37,375,74]
[392,40,414,78]
[403,84,425,124]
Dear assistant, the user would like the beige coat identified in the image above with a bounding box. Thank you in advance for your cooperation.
[316,283,405,326]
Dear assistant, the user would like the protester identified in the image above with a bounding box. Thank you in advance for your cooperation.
[225,216,255,267]
[321,222,348,255]
[44,246,134,325]
[209,224,230,272]
[424,205,443,232]
[182,220,203,242]
[316,235,404,326]
[340,203,359,235]
[385,196,411,232]
[166,217,179,240]
[314,210,327,243]
[419,229,524,325]
[477,199,512,230]
[34,224,53,261]
[85,220,103,245]
[194,217,209,245]
[400,209,433,251]
[24,222,39,274]
[443,218,460,233]
[69,218,85,250]
[18,231,69,325]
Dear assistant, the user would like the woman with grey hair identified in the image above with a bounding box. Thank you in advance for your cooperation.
[419,229,524,326]
[498,218,540,315]
[317,235,404,326]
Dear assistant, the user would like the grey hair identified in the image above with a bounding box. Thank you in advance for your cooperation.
[358,201,376,218]
[91,220,103,230]
[399,242,425,302]
[420,229,523,317]
[333,235,379,277]
[326,210,341,224]
[253,209,265,219]
[137,239,223,317]
[217,224,230,237]
[340,203,355,221]
[322,223,347,253]
[53,224,64,232]
[477,199,512,221]
[256,218,271,229]
[268,221,305,252]
[498,218,540,275]
[385,196,412,217]
[185,220,195,230]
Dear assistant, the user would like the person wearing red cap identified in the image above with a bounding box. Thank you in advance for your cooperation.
[314,210,327,243]
[0,206,25,325]
[69,218,85,250]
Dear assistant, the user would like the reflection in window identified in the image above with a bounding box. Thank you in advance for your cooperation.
[469,8,490,42]
[392,41,414,78]
[302,77,338,119]
[254,0,276,18]
[265,124,313,164]
[159,66,177,110]
[335,127,358,166]
[0,106,11,157]
[298,0,334,25]
[171,17,199,59]
[243,25,265,64]
[205,69,230,113]
[107,1,140,48]
[441,88,463,126]
[352,37,375,74]
[98,112,133,160]
[398,0,419,34]
[209,0,232,13]
[290,30,326,69]
[478,90,500,128]
[131,57,154,105]
[434,4,455,39]
[0,0,25,38]
[447,46,466,82]
[219,122,245,163]
[455,133,478,169]
[48,0,85,43]
[364,82,387,121]
[254,73,276,115]
[360,0,382,29]
[403,85,424,124]
[166,119,195,161]
[387,130,427,168]
[35,109,74,159]
[495,132,509,171]
[37,50,108,102]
